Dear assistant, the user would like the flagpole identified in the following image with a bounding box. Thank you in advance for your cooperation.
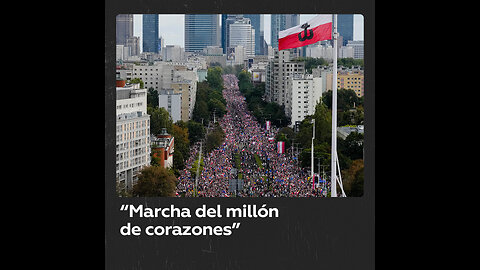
[311,118,315,186]
[331,14,338,197]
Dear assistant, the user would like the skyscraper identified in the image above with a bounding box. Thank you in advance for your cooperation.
[337,14,354,46]
[270,14,300,49]
[229,17,255,58]
[222,14,242,54]
[243,14,265,55]
[116,14,134,46]
[185,14,220,52]
[143,14,159,53]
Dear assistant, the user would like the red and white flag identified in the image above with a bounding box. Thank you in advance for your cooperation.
[278,15,332,51]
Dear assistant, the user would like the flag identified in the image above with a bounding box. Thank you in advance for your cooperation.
[266,120,271,130]
[278,15,332,51]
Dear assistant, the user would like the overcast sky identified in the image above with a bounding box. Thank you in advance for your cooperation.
[132,14,363,52]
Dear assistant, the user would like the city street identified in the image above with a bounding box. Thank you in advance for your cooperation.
[176,74,326,197]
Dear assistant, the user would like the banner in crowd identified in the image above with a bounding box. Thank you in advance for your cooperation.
[277,141,285,154]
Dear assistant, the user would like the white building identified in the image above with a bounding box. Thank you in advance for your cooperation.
[158,89,182,122]
[305,44,354,60]
[162,45,184,62]
[346,40,364,59]
[229,17,255,58]
[286,74,323,128]
[116,83,151,191]
[226,45,246,66]
[265,49,305,106]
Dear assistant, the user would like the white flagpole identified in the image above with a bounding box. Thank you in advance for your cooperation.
[311,119,315,185]
[331,14,338,197]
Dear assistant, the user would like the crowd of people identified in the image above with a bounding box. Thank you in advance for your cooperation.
[176,74,327,197]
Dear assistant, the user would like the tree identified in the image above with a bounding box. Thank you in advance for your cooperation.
[171,124,190,161]
[208,98,226,118]
[322,88,361,111]
[187,120,205,145]
[293,57,329,74]
[132,166,177,197]
[205,124,225,153]
[206,66,223,91]
[147,87,158,108]
[338,131,364,161]
[129,78,144,88]
[341,159,364,197]
[148,107,173,135]
[192,99,209,125]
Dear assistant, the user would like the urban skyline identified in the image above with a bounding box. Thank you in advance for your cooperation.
[132,14,364,53]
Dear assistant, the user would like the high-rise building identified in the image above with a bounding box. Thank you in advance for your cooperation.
[270,14,300,49]
[229,17,255,58]
[185,14,220,52]
[346,40,364,59]
[243,14,265,55]
[338,14,354,46]
[222,14,240,54]
[143,14,159,53]
[286,74,323,128]
[265,49,305,106]
[116,14,134,46]
[116,82,151,192]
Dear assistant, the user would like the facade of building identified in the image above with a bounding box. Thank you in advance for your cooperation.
[312,66,364,97]
[151,128,175,169]
[158,89,182,122]
[116,14,134,46]
[286,74,323,128]
[162,45,184,62]
[346,40,364,59]
[226,45,246,66]
[265,49,305,106]
[305,44,354,60]
[337,14,354,46]
[185,14,221,52]
[243,14,265,55]
[229,17,255,58]
[337,68,364,97]
[143,14,159,53]
[171,79,196,122]
[116,82,151,191]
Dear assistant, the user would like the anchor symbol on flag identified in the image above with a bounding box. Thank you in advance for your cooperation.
[298,22,314,41]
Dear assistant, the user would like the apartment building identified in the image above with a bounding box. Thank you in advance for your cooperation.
[286,74,323,128]
[116,82,151,192]
[265,49,305,106]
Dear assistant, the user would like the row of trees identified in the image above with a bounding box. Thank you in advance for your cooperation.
[191,67,226,129]
[293,57,364,74]
[237,70,290,127]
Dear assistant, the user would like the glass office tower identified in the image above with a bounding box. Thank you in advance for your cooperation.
[185,14,220,52]
[338,14,354,46]
[143,14,159,53]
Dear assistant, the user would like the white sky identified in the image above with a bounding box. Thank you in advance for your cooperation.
[133,14,364,52]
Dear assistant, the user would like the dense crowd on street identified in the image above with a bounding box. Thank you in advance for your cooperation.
[176,74,328,197]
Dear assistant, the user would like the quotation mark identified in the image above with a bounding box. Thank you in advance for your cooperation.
[120,204,128,211]
[232,222,240,229]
